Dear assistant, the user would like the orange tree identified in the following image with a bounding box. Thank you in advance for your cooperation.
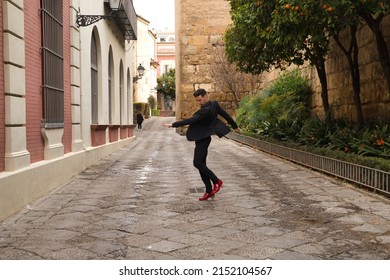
[276,0,389,124]
[156,68,176,100]
[225,0,390,124]
[272,0,367,124]
[225,0,332,120]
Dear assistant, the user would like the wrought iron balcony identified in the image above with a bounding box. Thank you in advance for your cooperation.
[110,0,137,40]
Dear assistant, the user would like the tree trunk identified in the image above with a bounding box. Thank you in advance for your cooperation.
[333,26,364,125]
[359,12,390,93]
[314,57,331,122]
[232,91,240,109]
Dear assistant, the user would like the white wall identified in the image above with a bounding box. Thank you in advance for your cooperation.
[79,0,135,146]
[134,17,157,104]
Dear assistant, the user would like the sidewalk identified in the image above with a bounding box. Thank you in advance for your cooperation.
[0,116,389,259]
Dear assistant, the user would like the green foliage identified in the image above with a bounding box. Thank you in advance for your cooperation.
[237,68,390,164]
[148,95,157,110]
[225,0,390,119]
[228,0,390,169]
[260,135,390,172]
[236,92,270,133]
[293,117,390,160]
[226,0,389,73]
[133,102,150,118]
[352,124,390,158]
[237,69,311,141]
[151,109,160,116]
[156,68,176,100]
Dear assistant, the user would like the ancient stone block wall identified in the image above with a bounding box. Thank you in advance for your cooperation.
[315,14,390,122]
[175,0,233,120]
[176,0,390,122]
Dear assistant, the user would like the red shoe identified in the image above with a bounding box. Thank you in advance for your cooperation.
[199,192,215,201]
[213,179,223,194]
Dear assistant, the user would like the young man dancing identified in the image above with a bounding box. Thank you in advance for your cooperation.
[164,89,241,200]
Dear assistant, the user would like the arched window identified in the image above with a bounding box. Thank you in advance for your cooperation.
[108,49,114,124]
[91,33,98,124]
[127,68,131,124]
[119,60,124,124]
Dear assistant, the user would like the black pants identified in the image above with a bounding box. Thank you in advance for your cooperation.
[137,123,142,129]
[193,136,218,193]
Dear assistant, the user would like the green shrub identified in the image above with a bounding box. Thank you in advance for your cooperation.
[133,102,150,118]
[151,109,160,116]
[236,94,267,133]
[247,133,390,172]
[148,95,157,110]
[237,68,390,170]
[237,69,311,141]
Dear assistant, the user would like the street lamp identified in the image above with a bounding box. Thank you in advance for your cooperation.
[76,0,123,27]
[133,64,146,83]
[108,0,122,10]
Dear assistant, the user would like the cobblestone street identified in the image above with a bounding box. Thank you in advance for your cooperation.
[0,116,390,260]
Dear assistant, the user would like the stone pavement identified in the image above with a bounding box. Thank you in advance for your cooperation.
[0,116,390,260]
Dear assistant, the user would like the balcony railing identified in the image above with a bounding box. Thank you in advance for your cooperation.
[112,0,137,40]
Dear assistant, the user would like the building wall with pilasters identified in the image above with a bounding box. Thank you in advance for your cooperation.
[0,0,137,222]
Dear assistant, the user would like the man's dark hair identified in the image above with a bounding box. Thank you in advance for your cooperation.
[193,88,207,97]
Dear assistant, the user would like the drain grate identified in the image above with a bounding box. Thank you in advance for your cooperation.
[188,187,204,193]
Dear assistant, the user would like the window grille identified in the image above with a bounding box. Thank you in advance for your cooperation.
[41,0,64,128]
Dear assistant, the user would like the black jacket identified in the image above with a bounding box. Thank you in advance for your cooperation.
[136,113,144,124]
[172,101,238,141]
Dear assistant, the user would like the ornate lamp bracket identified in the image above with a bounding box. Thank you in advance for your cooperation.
[76,14,113,27]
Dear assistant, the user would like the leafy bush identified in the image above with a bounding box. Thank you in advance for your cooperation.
[237,69,390,170]
[151,109,160,116]
[352,124,390,158]
[133,102,150,118]
[148,95,157,110]
[237,69,311,141]
[298,118,390,160]
[236,93,268,133]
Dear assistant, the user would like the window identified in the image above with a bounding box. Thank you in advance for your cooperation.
[119,61,124,124]
[108,51,113,124]
[91,34,98,124]
[41,0,64,128]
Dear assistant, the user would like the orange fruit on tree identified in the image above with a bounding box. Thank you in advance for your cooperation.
[285,4,291,10]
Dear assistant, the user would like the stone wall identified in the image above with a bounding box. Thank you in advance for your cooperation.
[316,14,390,122]
[176,0,390,122]
[175,0,232,120]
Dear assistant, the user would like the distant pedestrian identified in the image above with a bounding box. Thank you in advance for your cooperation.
[136,113,144,129]
[164,88,241,201]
